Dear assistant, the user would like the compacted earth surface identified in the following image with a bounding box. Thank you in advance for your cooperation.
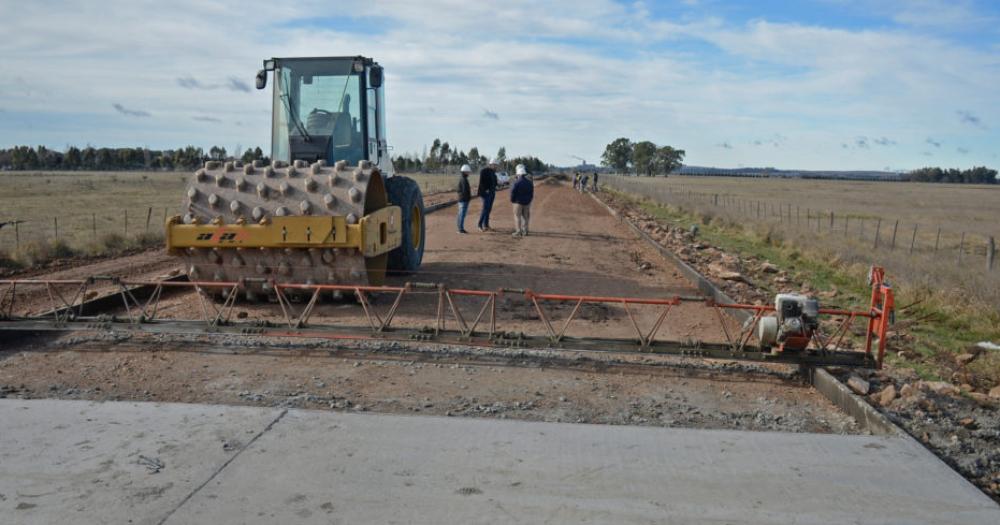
[1,180,857,438]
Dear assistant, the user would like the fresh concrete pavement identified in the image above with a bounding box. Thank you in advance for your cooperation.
[1,399,997,524]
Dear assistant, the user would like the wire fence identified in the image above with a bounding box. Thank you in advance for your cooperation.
[0,205,172,255]
[602,174,1000,308]
[604,175,997,272]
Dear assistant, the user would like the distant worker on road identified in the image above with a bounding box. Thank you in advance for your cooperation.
[476,160,498,232]
[573,172,580,190]
[456,164,472,234]
[510,164,534,237]
[580,174,589,192]
[592,171,599,191]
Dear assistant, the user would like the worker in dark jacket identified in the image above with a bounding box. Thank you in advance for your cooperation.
[456,164,472,234]
[509,164,534,237]
[476,160,498,231]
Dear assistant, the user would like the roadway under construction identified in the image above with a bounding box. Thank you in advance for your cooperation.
[2,179,997,523]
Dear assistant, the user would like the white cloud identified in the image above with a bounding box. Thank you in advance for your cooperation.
[0,0,997,170]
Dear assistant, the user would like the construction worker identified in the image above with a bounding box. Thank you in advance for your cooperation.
[580,173,589,192]
[476,159,498,232]
[592,171,599,191]
[456,164,472,234]
[573,171,580,190]
[510,164,534,237]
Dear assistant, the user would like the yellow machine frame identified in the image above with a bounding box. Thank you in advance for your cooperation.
[166,206,402,258]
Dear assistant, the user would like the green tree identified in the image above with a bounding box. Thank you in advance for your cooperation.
[601,137,632,173]
[632,141,657,176]
[468,147,480,167]
[65,147,82,169]
[209,146,226,161]
[496,146,506,167]
[653,146,685,176]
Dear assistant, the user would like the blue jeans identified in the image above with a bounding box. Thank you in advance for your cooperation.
[457,201,469,231]
[477,191,495,229]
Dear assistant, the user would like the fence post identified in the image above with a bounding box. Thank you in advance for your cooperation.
[14,221,19,250]
[934,227,941,252]
[145,207,153,233]
[873,219,882,249]
[890,219,899,250]
[909,224,918,254]
[844,215,848,237]
[988,236,995,272]
[713,194,718,206]
[53,217,58,239]
[124,209,128,237]
[163,207,168,225]
[829,211,834,231]
[957,232,965,265]
[92,213,97,241]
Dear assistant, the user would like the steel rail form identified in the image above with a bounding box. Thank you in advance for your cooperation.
[0,267,893,368]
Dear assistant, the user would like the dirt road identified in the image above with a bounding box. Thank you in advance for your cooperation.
[141,179,735,343]
[0,179,850,434]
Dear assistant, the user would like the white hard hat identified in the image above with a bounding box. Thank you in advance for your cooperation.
[460,164,472,173]
[488,158,498,166]
[515,164,527,176]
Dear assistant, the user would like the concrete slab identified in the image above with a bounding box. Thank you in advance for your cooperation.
[0,399,283,525]
[1,399,997,525]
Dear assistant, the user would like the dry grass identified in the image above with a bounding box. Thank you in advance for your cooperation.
[404,173,458,195]
[604,175,1000,308]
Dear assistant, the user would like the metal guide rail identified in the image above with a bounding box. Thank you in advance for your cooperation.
[0,267,894,368]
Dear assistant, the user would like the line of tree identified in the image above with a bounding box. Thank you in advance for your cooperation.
[905,166,997,184]
[0,145,267,171]
[394,140,548,174]
[601,137,685,176]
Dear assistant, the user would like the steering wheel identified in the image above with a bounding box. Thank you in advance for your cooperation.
[309,108,334,117]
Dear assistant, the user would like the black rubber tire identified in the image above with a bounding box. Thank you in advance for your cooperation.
[385,176,425,273]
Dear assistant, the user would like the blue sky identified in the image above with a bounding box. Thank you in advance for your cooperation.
[1,0,998,170]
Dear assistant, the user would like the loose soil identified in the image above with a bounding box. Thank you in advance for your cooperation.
[0,336,858,434]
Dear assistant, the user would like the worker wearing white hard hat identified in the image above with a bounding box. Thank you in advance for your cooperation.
[509,164,533,237]
[456,164,473,234]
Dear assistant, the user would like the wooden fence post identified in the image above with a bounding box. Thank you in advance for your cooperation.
[873,219,882,249]
[145,207,153,233]
[14,221,19,250]
[988,236,996,272]
[124,209,128,237]
[53,217,58,239]
[934,227,941,252]
[957,232,965,265]
[844,215,848,237]
[909,224,918,253]
[92,213,97,241]
[890,219,899,250]
[829,211,834,231]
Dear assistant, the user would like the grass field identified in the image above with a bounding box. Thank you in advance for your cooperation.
[604,175,999,242]
[0,170,456,267]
